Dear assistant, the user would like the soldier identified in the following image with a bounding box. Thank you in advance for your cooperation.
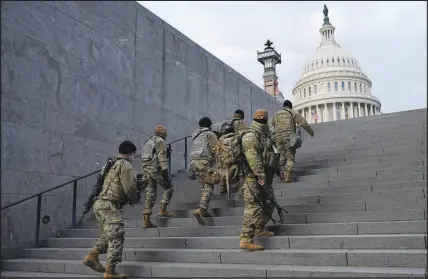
[270,100,314,183]
[218,109,248,195]
[82,140,139,278]
[141,125,175,229]
[239,109,276,251]
[190,117,222,226]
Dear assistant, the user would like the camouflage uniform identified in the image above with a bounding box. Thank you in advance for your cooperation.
[218,117,248,194]
[141,134,174,215]
[92,154,139,266]
[190,127,222,211]
[270,107,314,175]
[240,121,275,244]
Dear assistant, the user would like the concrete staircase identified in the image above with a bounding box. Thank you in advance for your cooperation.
[2,109,427,277]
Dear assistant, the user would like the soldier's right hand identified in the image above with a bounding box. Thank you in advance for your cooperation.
[258,178,266,186]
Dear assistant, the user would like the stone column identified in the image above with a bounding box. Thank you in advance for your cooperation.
[358,103,362,118]
[341,102,345,120]
[372,105,375,115]
[364,103,368,116]
[324,103,328,122]
[308,106,312,124]
[333,103,337,120]
[317,105,320,123]
[350,102,354,118]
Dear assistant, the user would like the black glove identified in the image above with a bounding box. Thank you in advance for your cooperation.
[162,169,170,182]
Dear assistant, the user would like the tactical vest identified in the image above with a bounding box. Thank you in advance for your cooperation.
[99,159,128,206]
[273,109,295,133]
[141,135,160,165]
[190,128,214,161]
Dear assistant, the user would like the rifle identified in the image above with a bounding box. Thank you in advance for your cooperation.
[78,157,118,224]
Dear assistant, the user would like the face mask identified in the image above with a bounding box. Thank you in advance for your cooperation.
[254,118,268,125]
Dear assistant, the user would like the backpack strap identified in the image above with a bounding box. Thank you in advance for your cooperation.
[192,129,208,142]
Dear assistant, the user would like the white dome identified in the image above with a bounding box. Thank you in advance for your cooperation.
[292,6,382,123]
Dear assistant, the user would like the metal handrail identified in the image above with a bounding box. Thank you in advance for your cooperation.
[1,135,190,246]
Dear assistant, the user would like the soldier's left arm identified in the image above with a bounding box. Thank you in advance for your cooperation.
[120,161,139,205]
[156,138,169,170]
[207,132,219,157]
[294,112,314,136]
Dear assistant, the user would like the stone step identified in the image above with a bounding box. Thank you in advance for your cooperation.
[59,220,428,238]
[138,185,426,212]
[79,209,426,229]
[2,258,426,277]
[296,166,427,182]
[173,168,426,191]
[16,247,428,268]
[294,159,425,176]
[122,198,427,220]
[0,271,98,277]
[43,234,427,250]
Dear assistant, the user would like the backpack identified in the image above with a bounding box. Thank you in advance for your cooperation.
[211,118,240,137]
[282,110,302,149]
[216,132,245,169]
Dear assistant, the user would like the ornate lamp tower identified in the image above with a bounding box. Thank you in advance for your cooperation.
[257,40,282,97]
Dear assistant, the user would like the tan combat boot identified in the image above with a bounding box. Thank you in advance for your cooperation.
[142,214,157,229]
[193,207,211,226]
[239,241,265,251]
[255,230,274,238]
[104,264,127,278]
[158,203,174,217]
[82,248,105,273]
[284,171,293,183]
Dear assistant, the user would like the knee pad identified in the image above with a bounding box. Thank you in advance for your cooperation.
[107,222,125,239]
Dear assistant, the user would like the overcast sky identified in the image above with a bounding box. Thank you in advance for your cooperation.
[137,1,426,113]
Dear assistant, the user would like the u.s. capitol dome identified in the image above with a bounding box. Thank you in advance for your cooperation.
[292,5,382,123]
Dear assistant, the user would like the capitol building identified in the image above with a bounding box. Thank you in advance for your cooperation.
[292,5,382,123]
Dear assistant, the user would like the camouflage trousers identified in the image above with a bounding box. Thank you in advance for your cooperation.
[92,199,125,265]
[276,135,296,173]
[239,177,275,243]
[218,163,243,193]
[142,164,175,215]
[190,159,222,210]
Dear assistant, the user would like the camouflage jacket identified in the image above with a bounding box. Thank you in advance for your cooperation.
[242,121,272,180]
[141,134,168,170]
[99,154,139,206]
[269,107,314,137]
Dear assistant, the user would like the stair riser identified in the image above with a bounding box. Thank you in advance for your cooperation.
[59,221,428,238]
[2,261,425,277]
[121,198,427,220]
[17,249,427,268]
[78,209,426,229]
[44,235,426,250]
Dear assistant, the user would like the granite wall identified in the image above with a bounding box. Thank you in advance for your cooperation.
[0,1,281,257]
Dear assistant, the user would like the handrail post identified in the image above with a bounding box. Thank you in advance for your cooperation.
[72,181,77,228]
[168,144,172,176]
[34,194,42,247]
[184,137,188,169]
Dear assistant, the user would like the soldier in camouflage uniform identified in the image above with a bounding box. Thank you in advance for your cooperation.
[140,125,175,229]
[218,109,248,195]
[240,109,276,251]
[82,141,139,278]
[190,117,222,226]
[270,100,314,183]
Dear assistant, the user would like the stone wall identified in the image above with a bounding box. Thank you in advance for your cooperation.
[1,1,281,257]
